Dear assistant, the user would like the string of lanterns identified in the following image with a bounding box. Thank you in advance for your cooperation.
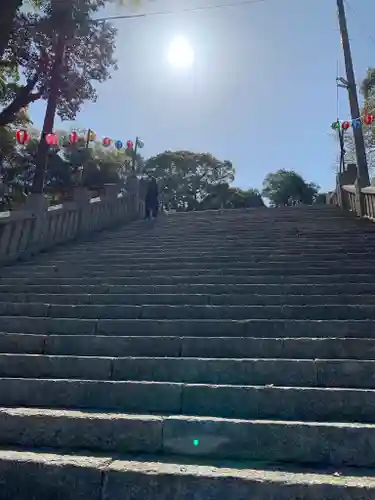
[15,129,144,151]
[331,113,374,130]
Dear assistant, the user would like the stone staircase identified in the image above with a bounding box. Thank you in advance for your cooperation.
[0,205,375,498]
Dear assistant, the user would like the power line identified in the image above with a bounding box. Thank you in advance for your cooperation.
[95,0,270,22]
[344,0,375,49]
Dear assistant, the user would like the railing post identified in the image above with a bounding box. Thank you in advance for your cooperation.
[73,187,92,234]
[21,193,49,254]
[354,178,365,217]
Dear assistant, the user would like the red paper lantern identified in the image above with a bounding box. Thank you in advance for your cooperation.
[341,121,350,130]
[69,131,79,144]
[45,133,58,146]
[126,140,133,150]
[103,137,111,147]
[15,129,30,145]
[364,114,374,126]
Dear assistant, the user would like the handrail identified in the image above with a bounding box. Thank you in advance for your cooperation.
[330,172,375,221]
[0,183,144,266]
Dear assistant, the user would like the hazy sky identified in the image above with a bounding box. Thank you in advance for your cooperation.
[27,0,375,193]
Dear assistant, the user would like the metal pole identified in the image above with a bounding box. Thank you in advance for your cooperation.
[131,136,138,173]
[337,0,370,186]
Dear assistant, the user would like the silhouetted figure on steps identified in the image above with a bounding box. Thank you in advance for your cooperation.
[145,177,159,220]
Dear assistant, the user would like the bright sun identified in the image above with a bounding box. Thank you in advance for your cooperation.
[167,36,194,69]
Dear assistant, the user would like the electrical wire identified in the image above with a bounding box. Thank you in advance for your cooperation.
[343,0,375,49]
[95,0,273,22]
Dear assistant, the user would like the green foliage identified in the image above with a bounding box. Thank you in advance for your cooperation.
[341,70,375,173]
[200,183,264,210]
[262,169,320,206]
[145,150,235,211]
[0,126,133,206]
[0,0,118,126]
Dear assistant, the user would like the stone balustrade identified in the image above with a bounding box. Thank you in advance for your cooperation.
[330,163,375,220]
[0,182,144,266]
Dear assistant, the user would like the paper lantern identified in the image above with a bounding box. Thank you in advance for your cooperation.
[69,131,79,144]
[341,121,350,130]
[45,133,58,146]
[126,140,133,149]
[15,129,31,145]
[137,138,144,148]
[115,140,123,150]
[352,118,361,128]
[364,114,374,126]
[331,121,340,130]
[103,137,111,147]
[87,130,96,142]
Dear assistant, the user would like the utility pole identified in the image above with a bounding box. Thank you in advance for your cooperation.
[337,0,370,186]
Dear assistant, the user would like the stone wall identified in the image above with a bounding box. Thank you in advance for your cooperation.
[0,183,144,266]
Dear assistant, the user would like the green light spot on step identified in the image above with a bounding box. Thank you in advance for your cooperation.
[193,439,199,446]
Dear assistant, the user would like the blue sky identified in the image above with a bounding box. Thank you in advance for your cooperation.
[28,0,375,193]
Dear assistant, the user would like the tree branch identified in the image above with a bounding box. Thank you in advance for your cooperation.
[0,74,39,126]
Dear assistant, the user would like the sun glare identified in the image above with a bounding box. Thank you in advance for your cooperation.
[167,36,194,69]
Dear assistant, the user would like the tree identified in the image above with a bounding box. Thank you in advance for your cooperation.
[144,150,235,211]
[262,169,320,206]
[199,183,264,210]
[0,0,30,62]
[340,69,375,174]
[0,0,117,127]
[0,125,134,209]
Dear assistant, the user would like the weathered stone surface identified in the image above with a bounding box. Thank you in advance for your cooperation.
[112,357,319,386]
[0,353,112,380]
[0,378,183,413]
[104,458,375,500]
[0,408,163,453]
[0,450,106,500]
[0,333,45,354]
[182,384,375,422]
[44,335,181,357]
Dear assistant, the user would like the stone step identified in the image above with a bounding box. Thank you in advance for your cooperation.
[0,353,373,388]
[54,243,375,254]
[7,262,375,274]
[1,292,374,306]
[38,252,375,263]
[0,449,373,500]
[0,333,374,360]
[2,302,375,320]
[57,238,375,249]
[1,273,374,285]
[0,408,374,467]
[1,317,374,337]
[6,267,375,280]
[0,378,375,422]
[0,282,374,295]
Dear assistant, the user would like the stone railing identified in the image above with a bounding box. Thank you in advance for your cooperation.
[0,181,144,266]
[330,163,375,220]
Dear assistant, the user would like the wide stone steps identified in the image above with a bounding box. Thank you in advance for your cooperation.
[5,264,375,277]
[1,333,374,359]
[2,273,375,285]
[0,354,373,388]
[1,302,375,320]
[1,206,375,497]
[0,282,374,295]
[0,378,374,423]
[1,292,374,305]
[0,407,373,468]
[1,317,374,337]
[0,449,373,500]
